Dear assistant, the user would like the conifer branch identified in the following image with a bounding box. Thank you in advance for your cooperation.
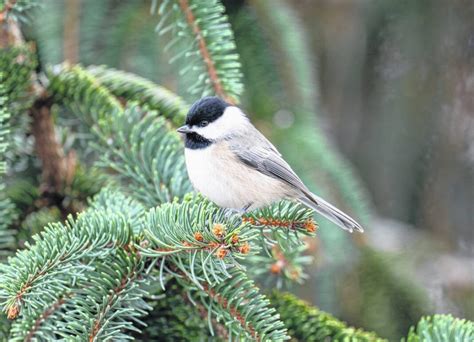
[23,294,69,342]
[92,105,191,205]
[245,200,316,257]
[269,291,385,341]
[249,243,312,288]
[202,282,258,340]
[47,64,123,133]
[87,251,144,342]
[0,78,16,254]
[47,66,191,204]
[88,188,146,233]
[152,0,243,102]
[177,0,228,102]
[404,314,473,341]
[179,268,289,341]
[244,200,317,235]
[0,211,133,320]
[4,191,150,340]
[193,301,229,340]
[140,196,254,286]
[242,201,316,286]
[1,15,72,195]
[87,65,188,126]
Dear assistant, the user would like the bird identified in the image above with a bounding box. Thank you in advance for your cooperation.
[177,96,363,233]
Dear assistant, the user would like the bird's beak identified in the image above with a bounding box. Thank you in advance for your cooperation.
[177,125,193,134]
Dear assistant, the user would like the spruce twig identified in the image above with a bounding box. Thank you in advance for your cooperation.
[152,0,242,102]
[177,0,230,103]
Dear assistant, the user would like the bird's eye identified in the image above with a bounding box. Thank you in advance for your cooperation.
[200,120,209,127]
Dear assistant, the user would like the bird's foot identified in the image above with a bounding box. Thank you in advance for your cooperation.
[223,203,252,220]
[223,208,243,219]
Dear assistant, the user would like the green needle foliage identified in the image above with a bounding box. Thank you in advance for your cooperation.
[140,196,256,284]
[269,291,385,342]
[133,282,213,341]
[48,64,192,203]
[46,64,123,134]
[29,61,292,338]
[0,46,37,115]
[1,0,473,340]
[404,314,474,342]
[0,79,16,256]
[2,189,149,341]
[93,105,191,205]
[244,200,316,287]
[9,248,149,341]
[0,211,133,318]
[177,267,289,340]
[151,0,243,103]
[87,65,187,126]
[89,188,146,233]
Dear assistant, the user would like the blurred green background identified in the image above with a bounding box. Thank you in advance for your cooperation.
[22,0,473,340]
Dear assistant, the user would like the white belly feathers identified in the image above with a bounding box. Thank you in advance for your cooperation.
[184,142,288,210]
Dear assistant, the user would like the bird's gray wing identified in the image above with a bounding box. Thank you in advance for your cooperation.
[228,127,363,232]
[228,128,309,194]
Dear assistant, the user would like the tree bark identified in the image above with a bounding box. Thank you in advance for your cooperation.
[1,15,73,194]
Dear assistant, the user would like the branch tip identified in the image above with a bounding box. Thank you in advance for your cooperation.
[177,0,236,104]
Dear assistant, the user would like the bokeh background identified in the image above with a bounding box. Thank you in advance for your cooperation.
[22,0,473,339]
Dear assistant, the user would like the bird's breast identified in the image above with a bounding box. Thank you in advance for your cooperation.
[184,143,290,210]
[184,144,236,205]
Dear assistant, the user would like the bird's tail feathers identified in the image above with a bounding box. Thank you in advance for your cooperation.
[298,192,363,233]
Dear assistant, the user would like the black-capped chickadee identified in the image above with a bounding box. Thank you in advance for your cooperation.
[177,96,363,233]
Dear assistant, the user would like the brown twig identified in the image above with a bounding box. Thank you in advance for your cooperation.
[170,265,259,341]
[154,242,232,261]
[178,0,235,104]
[24,295,69,342]
[0,0,17,22]
[8,258,57,320]
[0,16,22,49]
[152,236,250,259]
[194,300,230,340]
[243,216,318,233]
[202,283,259,341]
[88,259,140,342]
[29,95,77,196]
[30,97,73,194]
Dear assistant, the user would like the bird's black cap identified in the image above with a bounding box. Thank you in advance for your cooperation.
[186,96,230,126]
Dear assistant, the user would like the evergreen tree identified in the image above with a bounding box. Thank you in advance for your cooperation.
[0,1,472,340]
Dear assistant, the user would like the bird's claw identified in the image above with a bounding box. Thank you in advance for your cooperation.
[224,208,243,219]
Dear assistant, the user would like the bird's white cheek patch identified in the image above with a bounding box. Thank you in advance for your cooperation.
[194,123,221,140]
[194,106,248,140]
